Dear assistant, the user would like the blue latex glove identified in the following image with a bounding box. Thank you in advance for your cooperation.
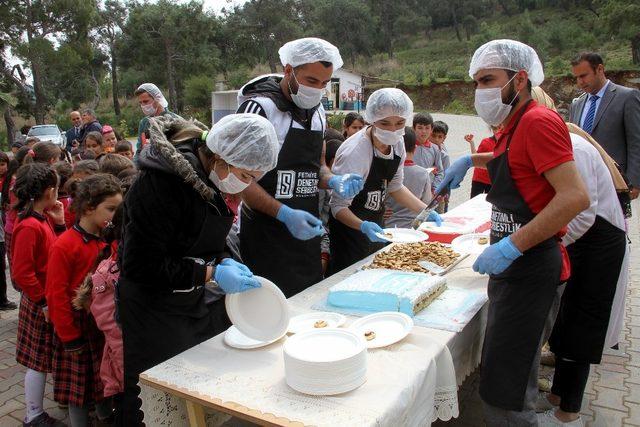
[276,205,324,240]
[214,262,261,294]
[329,174,365,198]
[219,258,252,275]
[435,155,473,193]
[360,221,388,243]
[472,236,523,275]
[427,210,443,226]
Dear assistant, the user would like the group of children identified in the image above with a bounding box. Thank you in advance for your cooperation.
[1,138,137,426]
[74,126,134,163]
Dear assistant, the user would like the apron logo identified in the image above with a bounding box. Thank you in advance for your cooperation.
[275,170,296,199]
[491,210,523,235]
[364,190,382,211]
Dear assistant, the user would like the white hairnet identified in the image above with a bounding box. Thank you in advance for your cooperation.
[469,39,545,86]
[136,83,169,109]
[364,88,414,125]
[206,114,279,172]
[279,37,343,70]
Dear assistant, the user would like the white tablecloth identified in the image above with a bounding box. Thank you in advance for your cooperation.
[139,196,492,426]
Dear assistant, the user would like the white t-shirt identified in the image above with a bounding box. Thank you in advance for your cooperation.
[330,128,406,216]
[563,133,626,246]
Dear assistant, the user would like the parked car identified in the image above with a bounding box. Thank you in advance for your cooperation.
[27,124,65,148]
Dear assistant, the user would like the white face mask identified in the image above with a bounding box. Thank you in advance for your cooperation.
[141,103,157,117]
[474,75,518,126]
[289,72,324,109]
[374,126,405,146]
[209,164,250,194]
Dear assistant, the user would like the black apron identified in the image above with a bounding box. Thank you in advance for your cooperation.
[478,101,562,411]
[240,113,324,298]
[328,136,401,273]
[550,215,626,363]
[119,189,233,426]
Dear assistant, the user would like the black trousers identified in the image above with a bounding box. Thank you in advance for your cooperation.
[471,181,492,199]
[551,358,591,413]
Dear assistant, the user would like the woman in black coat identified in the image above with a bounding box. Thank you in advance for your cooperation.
[117,113,279,425]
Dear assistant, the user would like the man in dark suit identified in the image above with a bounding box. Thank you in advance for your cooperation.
[65,110,82,152]
[569,52,640,199]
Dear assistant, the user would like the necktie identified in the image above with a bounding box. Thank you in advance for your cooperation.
[582,94,600,134]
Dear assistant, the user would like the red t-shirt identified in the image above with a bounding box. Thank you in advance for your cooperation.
[494,101,574,280]
[46,226,105,343]
[493,102,574,214]
[11,213,60,303]
[472,136,497,185]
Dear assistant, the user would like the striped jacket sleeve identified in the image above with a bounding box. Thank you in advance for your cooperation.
[236,99,268,118]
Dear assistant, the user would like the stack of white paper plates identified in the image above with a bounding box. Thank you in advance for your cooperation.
[225,276,290,342]
[375,228,428,243]
[283,329,367,396]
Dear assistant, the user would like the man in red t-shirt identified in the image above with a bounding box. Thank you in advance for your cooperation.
[437,40,589,425]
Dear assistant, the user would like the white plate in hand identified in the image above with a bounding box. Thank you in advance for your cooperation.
[225,276,290,342]
[288,312,346,335]
[224,325,285,350]
[375,228,428,243]
[451,233,491,255]
[349,312,414,349]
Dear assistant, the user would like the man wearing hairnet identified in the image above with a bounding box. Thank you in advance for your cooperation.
[437,39,589,425]
[134,83,182,155]
[328,88,441,272]
[118,113,279,424]
[236,37,364,297]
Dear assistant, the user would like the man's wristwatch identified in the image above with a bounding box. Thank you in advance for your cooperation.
[205,260,218,288]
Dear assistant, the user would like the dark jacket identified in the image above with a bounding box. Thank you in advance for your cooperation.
[78,120,103,145]
[119,117,232,292]
[65,126,82,151]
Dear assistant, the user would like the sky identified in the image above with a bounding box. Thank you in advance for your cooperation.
[201,0,249,15]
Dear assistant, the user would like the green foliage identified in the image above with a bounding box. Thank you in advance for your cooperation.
[184,75,215,110]
[326,113,346,130]
[442,99,474,114]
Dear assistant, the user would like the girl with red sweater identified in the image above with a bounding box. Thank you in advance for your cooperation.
[46,173,122,426]
[11,163,66,426]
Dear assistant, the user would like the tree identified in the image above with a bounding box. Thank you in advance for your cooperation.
[1,0,98,123]
[598,0,640,65]
[462,15,478,41]
[304,0,374,67]
[98,0,127,117]
[119,1,221,110]
[0,91,18,146]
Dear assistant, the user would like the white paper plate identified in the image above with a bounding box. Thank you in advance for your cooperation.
[284,328,366,363]
[288,312,346,335]
[223,326,284,350]
[349,312,414,349]
[375,228,428,243]
[225,276,290,342]
[451,233,491,255]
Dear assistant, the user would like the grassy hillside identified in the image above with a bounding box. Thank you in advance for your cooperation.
[356,7,637,86]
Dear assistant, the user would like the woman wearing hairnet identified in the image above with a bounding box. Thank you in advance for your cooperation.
[328,88,441,272]
[117,113,279,425]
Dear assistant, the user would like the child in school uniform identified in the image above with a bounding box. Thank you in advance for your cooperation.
[11,163,66,426]
[385,127,433,228]
[412,112,444,192]
[429,121,451,212]
[46,173,123,426]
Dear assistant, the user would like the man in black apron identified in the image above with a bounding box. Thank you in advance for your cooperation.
[118,114,279,425]
[237,38,364,297]
[438,40,590,425]
[328,88,441,272]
